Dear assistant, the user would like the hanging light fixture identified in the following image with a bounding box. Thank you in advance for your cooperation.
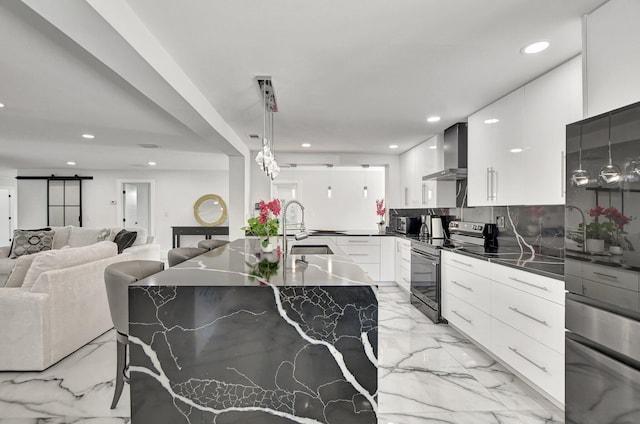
[599,113,621,185]
[327,164,333,199]
[627,158,640,183]
[571,124,590,187]
[362,164,369,198]
[255,77,279,180]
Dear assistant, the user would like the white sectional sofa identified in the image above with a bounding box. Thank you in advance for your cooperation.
[0,226,159,371]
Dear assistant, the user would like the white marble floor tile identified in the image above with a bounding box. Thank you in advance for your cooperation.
[378,410,521,424]
[0,330,129,419]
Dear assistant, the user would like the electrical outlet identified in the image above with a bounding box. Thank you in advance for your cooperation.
[110,200,117,205]
[496,216,506,228]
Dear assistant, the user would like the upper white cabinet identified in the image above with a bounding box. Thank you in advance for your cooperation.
[399,134,448,208]
[468,56,582,206]
[523,56,582,204]
[400,148,415,207]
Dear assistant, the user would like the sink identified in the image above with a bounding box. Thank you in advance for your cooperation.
[289,244,334,255]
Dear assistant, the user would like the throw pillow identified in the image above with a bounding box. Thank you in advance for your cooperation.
[96,228,117,242]
[51,225,73,249]
[5,251,45,287]
[9,228,54,259]
[113,229,137,254]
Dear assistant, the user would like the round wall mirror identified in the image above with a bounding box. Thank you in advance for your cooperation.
[194,194,227,226]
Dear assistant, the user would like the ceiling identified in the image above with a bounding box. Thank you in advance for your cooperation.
[0,0,607,170]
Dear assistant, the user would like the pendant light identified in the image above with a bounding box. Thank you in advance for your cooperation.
[628,158,640,183]
[327,164,333,199]
[362,164,369,198]
[599,113,621,185]
[571,124,590,187]
[255,77,279,179]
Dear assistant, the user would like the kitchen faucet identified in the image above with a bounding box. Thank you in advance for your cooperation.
[282,200,308,255]
[565,205,586,253]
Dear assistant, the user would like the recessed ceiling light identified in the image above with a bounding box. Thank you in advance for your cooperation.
[389,144,399,149]
[0,103,4,108]
[148,161,157,166]
[82,134,95,139]
[426,116,441,123]
[67,161,76,166]
[522,41,550,54]
[510,148,523,153]
[429,145,438,150]
[301,143,311,148]
[484,118,500,124]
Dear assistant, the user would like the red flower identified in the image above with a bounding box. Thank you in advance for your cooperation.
[589,206,605,218]
[376,199,386,217]
[268,199,281,217]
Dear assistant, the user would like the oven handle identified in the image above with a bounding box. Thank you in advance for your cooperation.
[411,248,440,262]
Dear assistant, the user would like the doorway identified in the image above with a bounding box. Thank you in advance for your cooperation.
[116,180,155,237]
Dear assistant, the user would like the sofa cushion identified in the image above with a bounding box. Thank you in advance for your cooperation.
[5,251,42,288]
[22,241,118,289]
[67,227,108,248]
[0,258,16,287]
[113,230,137,254]
[112,227,148,246]
[51,226,73,249]
[9,228,54,258]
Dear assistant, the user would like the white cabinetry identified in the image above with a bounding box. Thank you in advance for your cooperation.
[400,135,449,208]
[337,237,380,281]
[400,149,415,207]
[380,237,395,281]
[394,238,411,292]
[440,251,565,405]
[467,57,582,206]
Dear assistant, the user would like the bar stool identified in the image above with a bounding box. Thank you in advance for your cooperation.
[167,247,207,267]
[197,239,230,251]
[104,260,165,409]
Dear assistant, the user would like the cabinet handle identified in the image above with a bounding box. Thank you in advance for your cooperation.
[404,187,409,206]
[492,167,497,201]
[561,150,566,198]
[452,280,472,291]
[402,277,409,282]
[508,306,548,326]
[349,253,368,257]
[508,277,548,291]
[402,258,410,263]
[348,240,368,243]
[452,310,472,324]
[452,259,472,267]
[593,271,618,280]
[508,347,547,373]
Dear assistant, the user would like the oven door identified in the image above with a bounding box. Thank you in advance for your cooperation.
[410,247,440,322]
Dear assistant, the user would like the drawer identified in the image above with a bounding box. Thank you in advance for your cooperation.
[582,278,639,311]
[491,318,564,404]
[442,292,490,348]
[442,264,491,314]
[305,236,337,245]
[492,281,564,353]
[399,264,411,285]
[337,236,381,246]
[491,263,564,305]
[340,245,380,263]
[397,274,410,292]
[442,251,490,278]
[358,263,380,281]
[395,238,411,249]
[582,262,639,292]
[399,251,411,269]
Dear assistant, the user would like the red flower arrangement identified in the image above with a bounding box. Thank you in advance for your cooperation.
[242,199,281,247]
[376,199,386,224]
[586,205,634,245]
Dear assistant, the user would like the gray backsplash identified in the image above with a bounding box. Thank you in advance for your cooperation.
[393,205,565,258]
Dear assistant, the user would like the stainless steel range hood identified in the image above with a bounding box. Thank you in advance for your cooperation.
[422,123,467,181]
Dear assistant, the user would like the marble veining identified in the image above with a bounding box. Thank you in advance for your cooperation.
[0,285,563,424]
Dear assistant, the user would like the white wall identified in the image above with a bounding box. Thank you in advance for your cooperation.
[17,169,230,257]
[249,152,401,223]
[585,0,640,116]
[268,166,385,231]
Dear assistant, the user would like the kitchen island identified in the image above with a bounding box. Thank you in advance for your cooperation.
[128,239,378,424]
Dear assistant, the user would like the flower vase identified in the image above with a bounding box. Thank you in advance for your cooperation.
[261,236,277,253]
[586,238,605,254]
[378,223,385,233]
[609,245,623,255]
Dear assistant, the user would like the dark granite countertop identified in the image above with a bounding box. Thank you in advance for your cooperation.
[133,238,376,287]
[442,244,565,281]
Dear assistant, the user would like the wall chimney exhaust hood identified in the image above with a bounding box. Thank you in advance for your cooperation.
[422,123,468,181]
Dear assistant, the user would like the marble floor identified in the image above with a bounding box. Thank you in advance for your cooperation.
[0,285,563,424]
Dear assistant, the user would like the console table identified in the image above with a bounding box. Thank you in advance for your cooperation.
[171,226,229,248]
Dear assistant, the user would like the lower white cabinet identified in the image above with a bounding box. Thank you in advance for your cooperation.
[441,251,565,405]
[337,236,380,281]
[491,318,565,404]
[395,238,411,292]
[380,237,395,281]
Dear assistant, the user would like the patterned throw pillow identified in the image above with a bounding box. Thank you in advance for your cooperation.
[9,228,55,258]
[113,229,137,254]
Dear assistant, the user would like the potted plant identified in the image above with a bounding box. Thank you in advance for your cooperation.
[603,206,634,255]
[581,205,634,254]
[242,199,281,252]
[376,199,386,233]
